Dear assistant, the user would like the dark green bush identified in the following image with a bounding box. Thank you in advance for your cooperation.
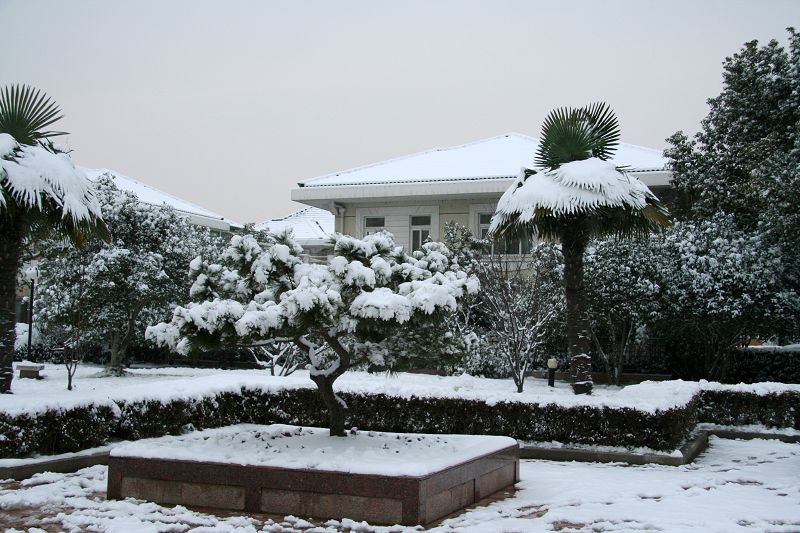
[0,404,116,457]
[724,349,800,384]
[698,390,799,429]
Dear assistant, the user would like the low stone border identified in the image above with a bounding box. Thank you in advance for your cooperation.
[0,450,110,481]
[520,427,799,466]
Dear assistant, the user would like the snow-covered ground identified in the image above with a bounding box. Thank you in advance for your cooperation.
[1,363,719,418]
[1,436,798,532]
[6,363,798,421]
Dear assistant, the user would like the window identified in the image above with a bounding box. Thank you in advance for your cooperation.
[478,212,530,254]
[410,215,431,251]
[363,216,385,235]
[478,213,492,240]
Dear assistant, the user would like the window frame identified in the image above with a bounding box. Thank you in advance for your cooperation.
[409,215,432,252]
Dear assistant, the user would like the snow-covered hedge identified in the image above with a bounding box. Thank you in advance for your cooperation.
[698,384,800,429]
[1,383,796,458]
[0,404,116,457]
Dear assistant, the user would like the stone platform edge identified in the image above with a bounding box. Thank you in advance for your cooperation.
[107,443,519,525]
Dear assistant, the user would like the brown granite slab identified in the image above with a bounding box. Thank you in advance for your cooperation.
[108,442,519,525]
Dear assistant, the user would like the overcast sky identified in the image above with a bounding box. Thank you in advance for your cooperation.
[1,1,798,224]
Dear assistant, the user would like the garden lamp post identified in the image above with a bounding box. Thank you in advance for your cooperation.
[547,358,558,387]
[24,266,39,359]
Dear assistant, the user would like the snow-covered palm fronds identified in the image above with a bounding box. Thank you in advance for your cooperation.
[491,102,669,242]
[490,158,670,241]
[1,85,107,394]
[0,85,66,145]
[0,134,105,231]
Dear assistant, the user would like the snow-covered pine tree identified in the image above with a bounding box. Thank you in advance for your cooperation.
[147,230,479,436]
[666,29,800,343]
[35,176,220,375]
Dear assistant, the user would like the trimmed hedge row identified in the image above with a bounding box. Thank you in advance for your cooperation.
[725,349,800,384]
[0,386,796,458]
[697,390,800,429]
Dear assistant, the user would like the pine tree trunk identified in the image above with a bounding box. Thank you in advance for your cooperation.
[0,216,24,394]
[300,334,352,437]
[311,374,346,436]
[562,220,593,395]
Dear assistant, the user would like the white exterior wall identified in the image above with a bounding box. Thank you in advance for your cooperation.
[342,198,500,249]
[353,205,440,250]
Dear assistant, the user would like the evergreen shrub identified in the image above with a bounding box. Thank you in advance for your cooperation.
[698,389,800,429]
[724,349,800,384]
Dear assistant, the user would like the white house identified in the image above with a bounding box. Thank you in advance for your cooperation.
[83,168,243,233]
[254,206,335,261]
[290,133,670,252]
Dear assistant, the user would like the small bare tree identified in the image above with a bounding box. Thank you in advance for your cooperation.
[248,339,307,376]
[477,247,562,392]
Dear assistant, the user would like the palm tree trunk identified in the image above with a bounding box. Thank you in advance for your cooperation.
[0,216,24,394]
[562,220,593,395]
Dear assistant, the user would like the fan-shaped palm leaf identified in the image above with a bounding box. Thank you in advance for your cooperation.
[0,85,66,145]
[535,102,620,169]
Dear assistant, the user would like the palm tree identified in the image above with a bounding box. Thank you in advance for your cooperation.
[0,85,108,393]
[490,103,670,394]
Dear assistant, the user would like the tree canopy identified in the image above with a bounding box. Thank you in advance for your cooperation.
[148,230,478,435]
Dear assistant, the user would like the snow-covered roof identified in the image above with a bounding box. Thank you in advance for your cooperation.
[298,133,669,188]
[254,206,334,245]
[83,168,243,231]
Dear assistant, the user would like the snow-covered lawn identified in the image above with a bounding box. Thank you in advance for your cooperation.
[1,436,798,532]
[3,362,715,418]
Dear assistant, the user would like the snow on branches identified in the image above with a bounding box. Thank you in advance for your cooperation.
[147,230,478,435]
[0,134,102,223]
[35,175,220,373]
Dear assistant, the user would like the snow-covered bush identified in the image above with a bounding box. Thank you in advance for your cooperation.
[34,176,221,373]
[655,216,799,380]
[2,374,797,457]
[585,238,662,384]
[584,216,799,381]
[147,230,479,436]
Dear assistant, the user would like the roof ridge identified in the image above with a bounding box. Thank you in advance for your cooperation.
[275,206,314,221]
[84,167,240,225]
[614,141,666,155]
[300,133,537,186]
[85,167,241,226]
